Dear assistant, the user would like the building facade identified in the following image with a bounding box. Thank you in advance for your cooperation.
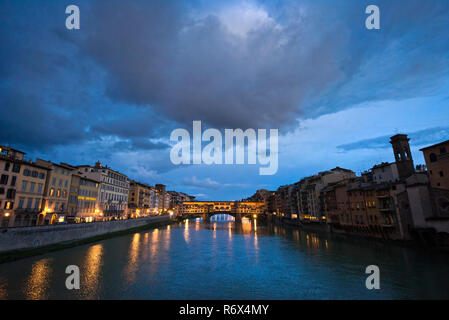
[68,173,100,223]
[35,159,75,224]
[77,162,129,219]
[0,146,48,227]
[420,140,449,190]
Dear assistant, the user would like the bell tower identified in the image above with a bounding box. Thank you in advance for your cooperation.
[390,134,415,180]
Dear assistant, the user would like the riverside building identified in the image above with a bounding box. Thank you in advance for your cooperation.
[0,146,48,227]
[35,159,75,224]
[68,172,100,223]
[77,162,129,219]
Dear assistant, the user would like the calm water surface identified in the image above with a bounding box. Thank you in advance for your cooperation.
[0,219,448,299]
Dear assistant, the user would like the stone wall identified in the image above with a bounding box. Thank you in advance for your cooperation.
[0,215,170,253]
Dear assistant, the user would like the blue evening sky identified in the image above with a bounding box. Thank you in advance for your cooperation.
[1,0,448,200]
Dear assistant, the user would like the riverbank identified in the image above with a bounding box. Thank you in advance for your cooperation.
[269,216,449,251]
[0,215,171,264]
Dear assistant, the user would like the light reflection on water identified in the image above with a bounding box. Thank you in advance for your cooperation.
[80,244,103,299]
[24,258,52,300]
[0,220,449,299]
[124,233,141,284]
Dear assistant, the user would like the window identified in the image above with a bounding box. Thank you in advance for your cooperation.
[18,197,25,209]
[26,198,33,209]
[429,153,438,163]
[57,189,61,197]
[37,183,43,194]
[11,176,16,186]
[31,171,38,178]
[23,169,31,176]
[21,181,28,192]
[52,178,56,185]
[0,174,8,185]
[4,201,13,210]
[0,187,4,194]
[49,188,55,197]
[7,189,15,199]
[35,199,40,210]
[440,171,445,177]
[39,172,45,179]
[440,147,447,154]
[12,164,20,173]
[4,162,10,171]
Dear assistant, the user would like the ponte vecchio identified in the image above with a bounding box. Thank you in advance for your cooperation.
[178,201,265,222]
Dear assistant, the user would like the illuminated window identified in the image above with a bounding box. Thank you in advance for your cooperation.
[4,201,13,210]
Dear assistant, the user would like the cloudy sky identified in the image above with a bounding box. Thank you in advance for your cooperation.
[1,0,449,200]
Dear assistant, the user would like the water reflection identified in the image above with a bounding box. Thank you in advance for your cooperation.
[1,220,449,299]
[0,278,7,300]
[184,219,190,244]
[124,233,141,284]
[24,258,52,300]
[81,244,103,299]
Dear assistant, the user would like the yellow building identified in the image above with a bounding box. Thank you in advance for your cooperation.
[73,175,100,223]
[35,159,75,224]
[128,180,153,218]
[0,145,48,227]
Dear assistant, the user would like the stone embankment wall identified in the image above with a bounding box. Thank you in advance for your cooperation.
[0,215,170,253]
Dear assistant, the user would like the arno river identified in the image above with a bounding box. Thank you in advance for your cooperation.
[1,218,449,300]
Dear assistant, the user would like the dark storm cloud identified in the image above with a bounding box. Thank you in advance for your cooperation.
[77,0,341,130]
[0,90,88,149]
[0,0,175,152]
[1,0,449,155]
[75,0,449,130]
[337,127,449,152]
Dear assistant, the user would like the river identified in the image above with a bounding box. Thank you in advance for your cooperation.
[0,218,448,299]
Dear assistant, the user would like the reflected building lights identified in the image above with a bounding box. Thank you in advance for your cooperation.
[184,220,190,244]
[24,259,52,300]
[82,244,103,299]
[124,233,141,284]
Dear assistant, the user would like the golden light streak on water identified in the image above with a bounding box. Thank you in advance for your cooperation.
[150,228,160,259]
[81,244,103,299]
[143,232,149,245]
[184,220,190,244]
[242,218,251,237]
[24,258,52,300]
[164,225,171,249]
[124,233,141,284]
[195,219,200,231]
